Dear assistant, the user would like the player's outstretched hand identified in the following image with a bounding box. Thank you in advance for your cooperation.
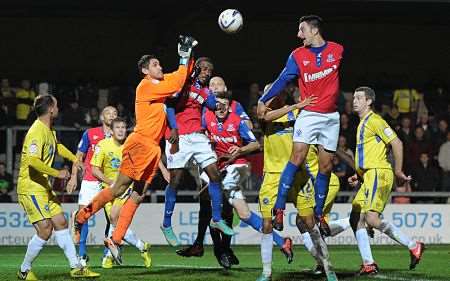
[168,128,179,144]
[348,173,360,189]
[295,95,317,109]
[178,35,198,58]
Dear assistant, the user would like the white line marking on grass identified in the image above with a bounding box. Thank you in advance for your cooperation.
[375,274,437,281]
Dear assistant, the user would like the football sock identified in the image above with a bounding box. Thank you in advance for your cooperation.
[194,197,211,245]
[208,181,223,222]
[329,217,351,236]
[112,199,139,244]
[310,225,332,272]
[314,172,330,216]
[379,220,417,249]
[261,233,273,277]
[221,200,234,250]
[55,229,80,269]
[302,231,322,264]
[78,222,89,257]
[77,188,114,224]
[242,211,262,232]
[163,185,177,228]
[21,234,47,272]
[274,161,298,210]
[123,228,145,251]
[355,228,375,264]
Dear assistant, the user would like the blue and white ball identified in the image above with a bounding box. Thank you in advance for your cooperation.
[218,9,243,34]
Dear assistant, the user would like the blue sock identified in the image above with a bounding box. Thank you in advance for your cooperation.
[272,231,284,248]
[274,161,299,209]
[208,182,223,222]
[163,185,177,228]
[79,222,88,257]
[314,172,330,216]
[242,212,263,232]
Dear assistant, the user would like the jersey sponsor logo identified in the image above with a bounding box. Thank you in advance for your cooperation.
[303,65,337,82]
[111,157,121,169]
[226,124,235,132]
[189,91,205,104]
[212,134,238,144]
[326,54,335,62]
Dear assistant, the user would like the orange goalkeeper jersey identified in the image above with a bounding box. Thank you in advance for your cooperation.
[133,63,191,144]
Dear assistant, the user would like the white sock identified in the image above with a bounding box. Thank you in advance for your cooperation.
[55,229,80,269]
[379,220,416,249]
[123,228,145,251]
[21,234,47,272]
[302,231,322,265]
[355,228,374,264]
[329,217,351,236]
[310,225,331,272]
[261,233,273,277]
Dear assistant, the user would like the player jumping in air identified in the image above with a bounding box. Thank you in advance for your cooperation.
[17,95,99,280]
[349,87,425,275]
[161,58,234,247]
[71,35,198,264]
[258,15,344,235]
[89,117,151,269]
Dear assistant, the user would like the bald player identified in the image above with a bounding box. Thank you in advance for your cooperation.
[73,106,118,266]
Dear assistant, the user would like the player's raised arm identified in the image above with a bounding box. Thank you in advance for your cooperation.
[258,95,316,122]
[259,53,299,104]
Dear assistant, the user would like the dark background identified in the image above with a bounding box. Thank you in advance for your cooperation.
[1,0,450,90]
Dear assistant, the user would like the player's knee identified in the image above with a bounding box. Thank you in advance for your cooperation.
[262,219,272,234]
[365,212,380,228]
[37,222,54,240]
[111,184,128,197]
[130,192,144,204]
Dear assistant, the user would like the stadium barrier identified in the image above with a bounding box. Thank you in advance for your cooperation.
[0,203,448,246]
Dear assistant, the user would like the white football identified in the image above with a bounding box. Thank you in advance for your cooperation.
[218,9,243,34]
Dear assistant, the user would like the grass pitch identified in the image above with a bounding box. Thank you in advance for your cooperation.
[1,245,448,281]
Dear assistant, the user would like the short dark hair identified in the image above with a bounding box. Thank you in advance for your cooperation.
[299,15,324,35]
[195,57,213,68]
[111,117,127,128]
[137,54,157,77]
[215,91,232,100]
[355,86,376,104]
[33,94,56,117]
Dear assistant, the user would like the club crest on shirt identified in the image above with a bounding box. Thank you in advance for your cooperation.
[262,197,270,205]
[327,53,335,62]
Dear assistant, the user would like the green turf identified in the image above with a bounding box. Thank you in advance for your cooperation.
[1,245,448,281]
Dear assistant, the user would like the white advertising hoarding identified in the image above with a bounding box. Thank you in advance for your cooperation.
[0,203,447,245]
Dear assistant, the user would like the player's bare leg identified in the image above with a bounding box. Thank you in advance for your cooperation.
[272,142,309,231]
[161,168,184,246]
[365,211,425,270]
[315,146,334,236]
[203,163,234,235]
[299,214,338,281]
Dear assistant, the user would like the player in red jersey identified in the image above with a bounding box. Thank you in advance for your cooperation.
[259,15,343,235]
[71,106,117,266]
[161,58,234,247]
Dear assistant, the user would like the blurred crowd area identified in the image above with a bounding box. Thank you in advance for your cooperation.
[1,77,450,204]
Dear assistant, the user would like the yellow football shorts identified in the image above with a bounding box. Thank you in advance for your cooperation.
[352,168,394,213]
[18,191,63,224]
[292,173,340,219]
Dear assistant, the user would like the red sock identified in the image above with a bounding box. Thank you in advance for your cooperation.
[112,199,139,244]
[77,188,114,223]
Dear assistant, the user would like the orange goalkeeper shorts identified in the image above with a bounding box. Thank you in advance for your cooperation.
[120,132,161,183]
